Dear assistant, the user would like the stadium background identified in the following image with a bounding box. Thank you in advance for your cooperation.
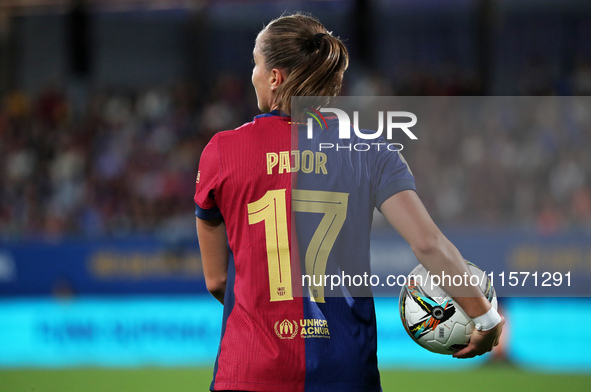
[0,0,590,391]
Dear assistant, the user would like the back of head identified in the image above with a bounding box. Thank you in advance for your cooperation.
[258,13,349,113]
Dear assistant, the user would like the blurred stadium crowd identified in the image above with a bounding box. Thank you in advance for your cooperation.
[1,64,590,240]
[1,82,210,239]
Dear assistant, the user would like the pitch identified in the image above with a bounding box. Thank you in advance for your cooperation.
[1,365,590,392]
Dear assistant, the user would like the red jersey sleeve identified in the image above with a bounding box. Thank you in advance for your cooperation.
[194,133,223,220]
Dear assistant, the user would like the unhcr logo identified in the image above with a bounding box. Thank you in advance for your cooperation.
[274,318,330,339]
[274,319,298,339]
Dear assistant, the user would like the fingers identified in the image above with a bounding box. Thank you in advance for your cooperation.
[452,343,486,359]
[452,340,491,359]
[452,347,472,359]
[453,318,505,359]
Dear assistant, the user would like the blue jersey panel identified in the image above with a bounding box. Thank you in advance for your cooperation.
[294,118,415,391]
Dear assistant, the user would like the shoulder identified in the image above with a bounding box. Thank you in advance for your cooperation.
[215,114,290,144]
[214,118,261,141]
[201,121,254,154]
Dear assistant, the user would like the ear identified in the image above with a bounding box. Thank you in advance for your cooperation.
[269,68,286,91]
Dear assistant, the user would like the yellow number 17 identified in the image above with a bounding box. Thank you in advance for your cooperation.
[247,189,349,303]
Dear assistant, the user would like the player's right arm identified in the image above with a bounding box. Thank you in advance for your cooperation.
[194,134,228,304]
[381,189,504,359]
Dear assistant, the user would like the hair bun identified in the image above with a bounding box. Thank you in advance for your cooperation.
[313,33,326,49]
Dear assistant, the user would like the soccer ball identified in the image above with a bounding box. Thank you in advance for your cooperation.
[399,261,497,355]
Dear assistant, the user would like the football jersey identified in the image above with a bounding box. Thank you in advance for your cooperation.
[194,111,415,392]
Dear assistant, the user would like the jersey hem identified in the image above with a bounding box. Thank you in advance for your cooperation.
[212,381,381,392]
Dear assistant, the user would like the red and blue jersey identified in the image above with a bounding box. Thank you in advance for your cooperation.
[194,111,415,392]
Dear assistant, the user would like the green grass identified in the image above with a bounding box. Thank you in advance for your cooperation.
[1,364,590,392]
[381,364,591,392]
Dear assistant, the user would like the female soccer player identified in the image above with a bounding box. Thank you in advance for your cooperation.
[195,13,503,392]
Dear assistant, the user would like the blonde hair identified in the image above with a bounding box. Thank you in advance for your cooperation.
[258,13,349,113]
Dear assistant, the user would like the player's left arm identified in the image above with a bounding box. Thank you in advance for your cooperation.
[196,217,229,304]
[381,190,504,358]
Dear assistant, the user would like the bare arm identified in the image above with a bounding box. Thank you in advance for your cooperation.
[196,217,229,304]
[381,190,503,358]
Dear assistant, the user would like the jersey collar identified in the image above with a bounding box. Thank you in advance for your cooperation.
[254,110,290,119]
